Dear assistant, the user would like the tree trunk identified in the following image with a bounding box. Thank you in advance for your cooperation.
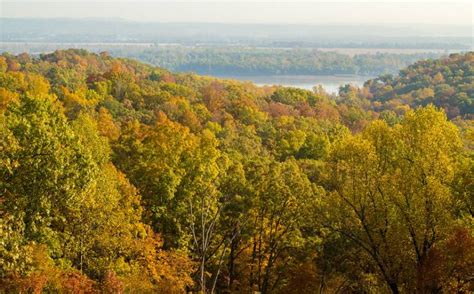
[227,232,238,291]
[388,281,399,294]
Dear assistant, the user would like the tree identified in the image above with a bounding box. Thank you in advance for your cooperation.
[245,159,316,293]
[319,106,465,292]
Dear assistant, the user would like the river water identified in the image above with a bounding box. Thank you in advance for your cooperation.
[216,75,372,94]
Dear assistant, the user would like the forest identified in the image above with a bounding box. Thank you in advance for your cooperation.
[114,47,442,76]
[0,49,473,293]
[0,43,445,77]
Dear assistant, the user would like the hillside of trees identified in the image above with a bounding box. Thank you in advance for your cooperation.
[1,49,473,293]
[364,53,474,118]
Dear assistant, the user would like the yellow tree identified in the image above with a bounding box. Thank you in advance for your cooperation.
[320,106,465,293]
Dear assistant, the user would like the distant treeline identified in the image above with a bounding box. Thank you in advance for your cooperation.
[118,47,443,76]
[0,43,447,76]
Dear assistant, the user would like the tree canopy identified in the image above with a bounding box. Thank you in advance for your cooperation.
[1,49,473,293]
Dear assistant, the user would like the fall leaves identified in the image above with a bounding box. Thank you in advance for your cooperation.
[0,50,473,293]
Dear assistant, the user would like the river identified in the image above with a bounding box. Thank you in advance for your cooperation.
[215,75,372,94]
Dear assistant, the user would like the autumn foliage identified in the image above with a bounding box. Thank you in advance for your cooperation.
[1,50,473,293]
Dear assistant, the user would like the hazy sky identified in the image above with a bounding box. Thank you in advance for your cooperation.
[1,1,473,25]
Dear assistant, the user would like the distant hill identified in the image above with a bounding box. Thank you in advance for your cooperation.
[365,52,474,118]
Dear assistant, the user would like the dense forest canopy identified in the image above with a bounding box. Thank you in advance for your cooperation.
[1,49,473,293]
[365,53,474,117]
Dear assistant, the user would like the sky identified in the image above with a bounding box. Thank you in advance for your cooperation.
[1,1,473,26]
